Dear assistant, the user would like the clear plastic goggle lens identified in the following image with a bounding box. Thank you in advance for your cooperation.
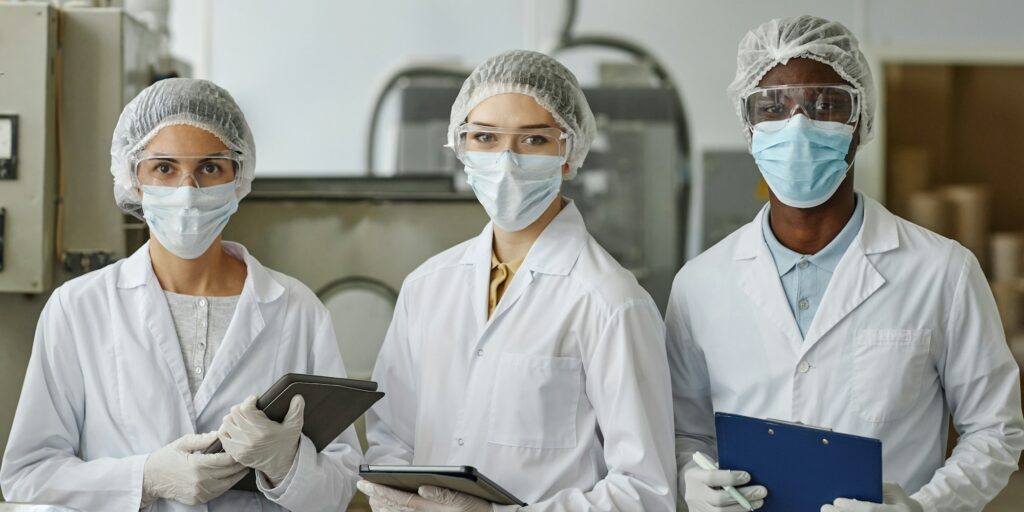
[743,84,860,131]
[454,123,570,163]
[133,152,240,188]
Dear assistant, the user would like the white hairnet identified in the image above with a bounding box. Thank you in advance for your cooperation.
[447,50,596,179]
[727,15,876,145]
[110,78,256,218]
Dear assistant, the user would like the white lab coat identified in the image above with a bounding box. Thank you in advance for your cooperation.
[668,196,1024,512]
[0,242,362,512]
[365,201,676,511]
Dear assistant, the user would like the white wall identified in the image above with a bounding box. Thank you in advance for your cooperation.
[166,0,1024,189]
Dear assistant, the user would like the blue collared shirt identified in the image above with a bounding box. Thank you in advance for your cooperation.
[761,194,865,338]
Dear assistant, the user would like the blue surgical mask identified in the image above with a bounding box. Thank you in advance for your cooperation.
[751,115,855,209]
[463,151,563,232]
[141,182,239,259]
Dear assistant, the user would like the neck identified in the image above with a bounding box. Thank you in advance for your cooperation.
[492,196,565,262]
[149,237,246,296]
[768,178,856,255]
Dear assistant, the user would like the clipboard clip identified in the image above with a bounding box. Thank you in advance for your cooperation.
[766,418,834,432]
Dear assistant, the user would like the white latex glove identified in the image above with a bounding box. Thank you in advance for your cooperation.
[142,432,248,506]
[684,463,767,511]
[821,483,924,512]
[357,480,496,512]
[218,394,304,487]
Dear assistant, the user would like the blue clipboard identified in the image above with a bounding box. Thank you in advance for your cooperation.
[715,413,882,511]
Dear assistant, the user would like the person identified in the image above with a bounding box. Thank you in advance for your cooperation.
[356,49,676,512]
[668,15,1024,512]
[0,78,362,511]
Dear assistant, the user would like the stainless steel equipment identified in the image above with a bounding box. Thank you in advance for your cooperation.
[0,4,58,293]
[699,150,767,250]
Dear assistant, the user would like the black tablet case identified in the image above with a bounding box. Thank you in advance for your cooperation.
[359,465,528,507]
[210,373,384,491]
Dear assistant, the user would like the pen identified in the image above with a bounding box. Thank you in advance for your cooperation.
[692,451,755,512]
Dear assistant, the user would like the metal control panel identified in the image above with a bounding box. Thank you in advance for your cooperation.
[0,4,58,293]
[0,115,18,180]
[0,5,158,293]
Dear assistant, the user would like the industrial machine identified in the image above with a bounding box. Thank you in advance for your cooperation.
[699,150,768,250]
[0,1,162,471]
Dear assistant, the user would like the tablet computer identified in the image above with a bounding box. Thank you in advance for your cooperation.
[359,465,527,507]
[205,373,384,491]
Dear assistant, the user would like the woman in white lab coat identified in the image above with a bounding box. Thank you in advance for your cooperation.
[669,16,1024,512]
[0,78,362,511]
[356,50,676,512]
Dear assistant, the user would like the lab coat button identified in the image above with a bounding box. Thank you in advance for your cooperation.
[457,438,465,446]
[476,349,484,357]
[798,361,810,373]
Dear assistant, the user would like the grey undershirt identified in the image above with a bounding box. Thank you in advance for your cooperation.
[163,291,239,396]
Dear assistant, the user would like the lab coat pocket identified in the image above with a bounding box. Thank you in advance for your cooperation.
[851,329,931,423]
[487,352,582,449]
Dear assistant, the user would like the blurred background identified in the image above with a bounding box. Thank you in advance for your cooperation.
[0,0,1022,509]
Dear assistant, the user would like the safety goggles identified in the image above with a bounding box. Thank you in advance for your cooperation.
[741,84,860,132]
[132,151,241,188]
[453,123,572,164]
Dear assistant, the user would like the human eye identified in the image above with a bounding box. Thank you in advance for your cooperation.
[756,98,785,115]
[523,134,551,146]
[199,161,225,174]
[472,132,497,144]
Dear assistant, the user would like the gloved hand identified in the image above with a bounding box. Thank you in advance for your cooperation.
[357,480,495,512]
[684,463,767,511]
[142,432,248,506]
[821,483,923,512]
[218,394,304,487]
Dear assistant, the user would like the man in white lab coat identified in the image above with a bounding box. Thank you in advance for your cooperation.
[0,79,362,511]
[669,15,1024,512]
[356,50,677,512]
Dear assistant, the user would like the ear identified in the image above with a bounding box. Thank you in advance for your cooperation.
[561,163,571,176]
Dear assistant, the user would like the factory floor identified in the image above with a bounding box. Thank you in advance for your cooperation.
[989,471,1024,511]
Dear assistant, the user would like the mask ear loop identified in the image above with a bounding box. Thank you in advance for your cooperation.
[560,132,573,167]
[840,117,861,176]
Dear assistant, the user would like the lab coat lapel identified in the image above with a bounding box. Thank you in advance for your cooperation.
[480,200,586,337]
[460,223,495,336]
[735,209,804,352]
[122,244,198,423]
[800,197,897,357]
[487,260,534,325]
[193,243,282,417]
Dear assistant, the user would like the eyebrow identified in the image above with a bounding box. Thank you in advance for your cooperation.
[471,122,556,130]
[145,152,232,158]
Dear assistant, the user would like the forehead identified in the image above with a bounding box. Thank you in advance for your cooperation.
[757,57,850,88]
[143,124,229,153]
[466,93,559,129]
